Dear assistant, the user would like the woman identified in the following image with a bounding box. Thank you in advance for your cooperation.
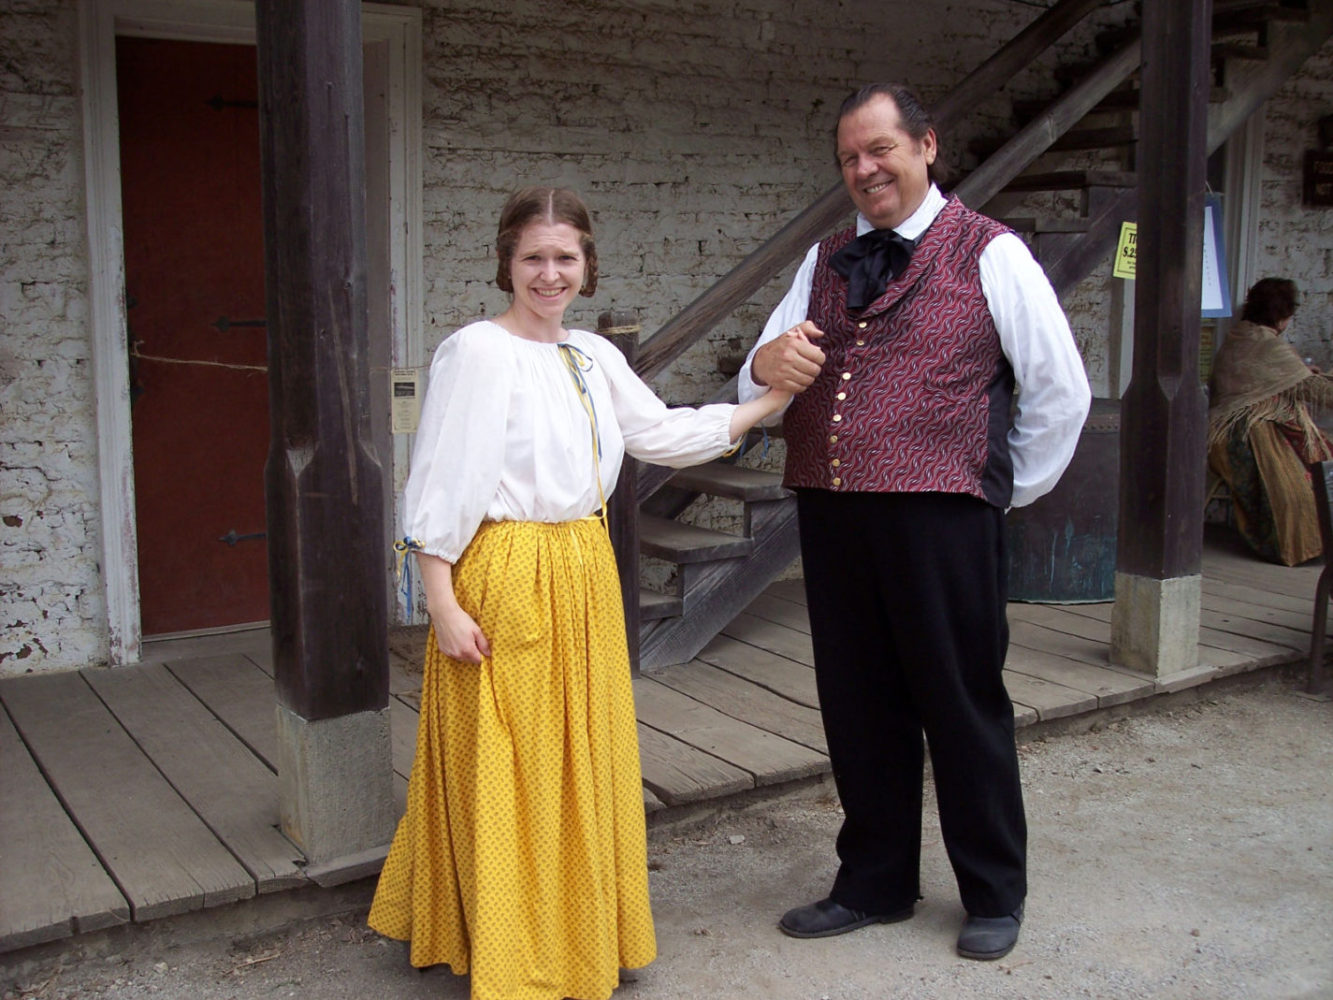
[368,187,790,1000]
[1208,277,1333,565]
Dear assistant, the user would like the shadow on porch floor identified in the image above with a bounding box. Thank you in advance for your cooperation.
[1,525,1326,957]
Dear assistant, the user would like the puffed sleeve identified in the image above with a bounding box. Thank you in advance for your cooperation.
[401,325,513,561]
[586,335,737,468]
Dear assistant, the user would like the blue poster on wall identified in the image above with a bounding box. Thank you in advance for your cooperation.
[1201,193,1232,318]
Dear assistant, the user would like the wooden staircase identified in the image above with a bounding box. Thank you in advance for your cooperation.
[619,0,1333,672]
[636,460,799,669]
[971,0,1333,294]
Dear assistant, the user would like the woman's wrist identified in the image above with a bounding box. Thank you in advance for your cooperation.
[427,600,462,620]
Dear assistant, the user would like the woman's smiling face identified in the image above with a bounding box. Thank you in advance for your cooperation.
[506,221,587,324]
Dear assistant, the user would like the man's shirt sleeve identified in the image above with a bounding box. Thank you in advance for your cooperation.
[980,232,1092,508]
[738,243,821,422]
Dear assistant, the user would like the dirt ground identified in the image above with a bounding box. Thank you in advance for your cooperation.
[4,672,1331,1000]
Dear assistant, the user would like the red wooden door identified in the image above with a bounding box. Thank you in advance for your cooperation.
[118,37,270,635]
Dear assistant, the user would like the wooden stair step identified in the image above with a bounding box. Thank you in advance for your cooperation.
[1102,6,1300,49]
[640,589,683,622]
[1054,60,1115,87]
[1094,24,1137,56]
[1087,88,1143,112]
[667,461,790,502]
[1214,1,1312,25]
[1002,216,1093,234]
[1003,169,1137,193]
[1213,41,1271,60]
[1214,0,1305,10]
[1013,93,1134,120]
[1078,84,1228,115]
[1050,124,1138,152]
[971,124,1136,161]
[639,514,753,563]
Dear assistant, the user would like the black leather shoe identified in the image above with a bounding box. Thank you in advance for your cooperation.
[956,904,1023,960]
[778,897,915,939]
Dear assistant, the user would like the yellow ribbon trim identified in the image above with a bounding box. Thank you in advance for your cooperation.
[558,343,609,530]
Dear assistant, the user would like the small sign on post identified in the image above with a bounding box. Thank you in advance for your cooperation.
[390,367,420,435]
[1113,223,1137,280]
[1112,194,1230,317]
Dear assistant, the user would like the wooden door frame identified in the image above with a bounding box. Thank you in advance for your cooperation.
[78,0,423,664]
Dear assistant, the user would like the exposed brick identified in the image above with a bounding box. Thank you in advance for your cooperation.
[3,0,1328,672]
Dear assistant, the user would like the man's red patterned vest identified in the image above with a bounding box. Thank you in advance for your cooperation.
[783,196,1017,508]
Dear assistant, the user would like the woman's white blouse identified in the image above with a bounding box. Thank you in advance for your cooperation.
[403,320,738,562]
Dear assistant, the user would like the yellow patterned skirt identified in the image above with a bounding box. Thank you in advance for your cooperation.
[368,518,656,1000]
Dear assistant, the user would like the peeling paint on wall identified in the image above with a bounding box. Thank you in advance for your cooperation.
[5,0,1330,673]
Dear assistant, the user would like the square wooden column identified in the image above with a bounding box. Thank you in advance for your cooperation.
[256,0,393,868]
[1111,0,1212,677]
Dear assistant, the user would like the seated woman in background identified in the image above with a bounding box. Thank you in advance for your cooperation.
[1208,277,1333,565]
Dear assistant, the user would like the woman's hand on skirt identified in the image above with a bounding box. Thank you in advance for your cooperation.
[431,604,492,664]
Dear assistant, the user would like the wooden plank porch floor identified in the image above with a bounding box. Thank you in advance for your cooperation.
[2,527,1326,955]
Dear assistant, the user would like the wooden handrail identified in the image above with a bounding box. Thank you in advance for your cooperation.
[632,185,849,381]
[928,0,1106,127]
[632,0,1107,382]
[952,31,1143,210]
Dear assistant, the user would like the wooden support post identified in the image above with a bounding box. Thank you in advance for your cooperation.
[598,310,642,676]
[255,0,394,868]
[1111,0,1212,678]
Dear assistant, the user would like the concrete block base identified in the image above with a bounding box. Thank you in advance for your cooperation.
[276,705,395,867]
[1110,572,1201,679]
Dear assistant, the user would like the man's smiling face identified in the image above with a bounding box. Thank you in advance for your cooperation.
[836,93,937,231]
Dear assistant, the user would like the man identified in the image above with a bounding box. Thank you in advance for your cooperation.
[740,83,1090,961]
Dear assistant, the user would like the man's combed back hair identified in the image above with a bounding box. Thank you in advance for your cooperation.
[833,83,949,186]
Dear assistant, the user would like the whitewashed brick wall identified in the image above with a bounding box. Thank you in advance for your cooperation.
[1255,42,1333,365]
[0,1,105,675]
[411,0,1135,402]
[5,0,1328,673]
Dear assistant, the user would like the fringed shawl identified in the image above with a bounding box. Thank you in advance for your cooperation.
[1208,320,1333,460]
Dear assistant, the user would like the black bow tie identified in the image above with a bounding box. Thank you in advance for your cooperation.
[828,229,916,311]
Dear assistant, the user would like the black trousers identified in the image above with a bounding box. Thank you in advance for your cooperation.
[797,489,1026,918]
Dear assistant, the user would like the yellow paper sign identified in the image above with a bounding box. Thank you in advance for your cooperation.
[1113,222,1137,279]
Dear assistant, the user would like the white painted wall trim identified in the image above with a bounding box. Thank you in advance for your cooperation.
[79,0,140,665]
[78,0,423,663]
[1107,278,1134,399]
[1224,109,1266,316]
[365,3,425,503]
[1208,108,1265,369]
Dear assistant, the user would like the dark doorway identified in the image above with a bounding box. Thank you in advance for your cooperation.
[118,37,270,635]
